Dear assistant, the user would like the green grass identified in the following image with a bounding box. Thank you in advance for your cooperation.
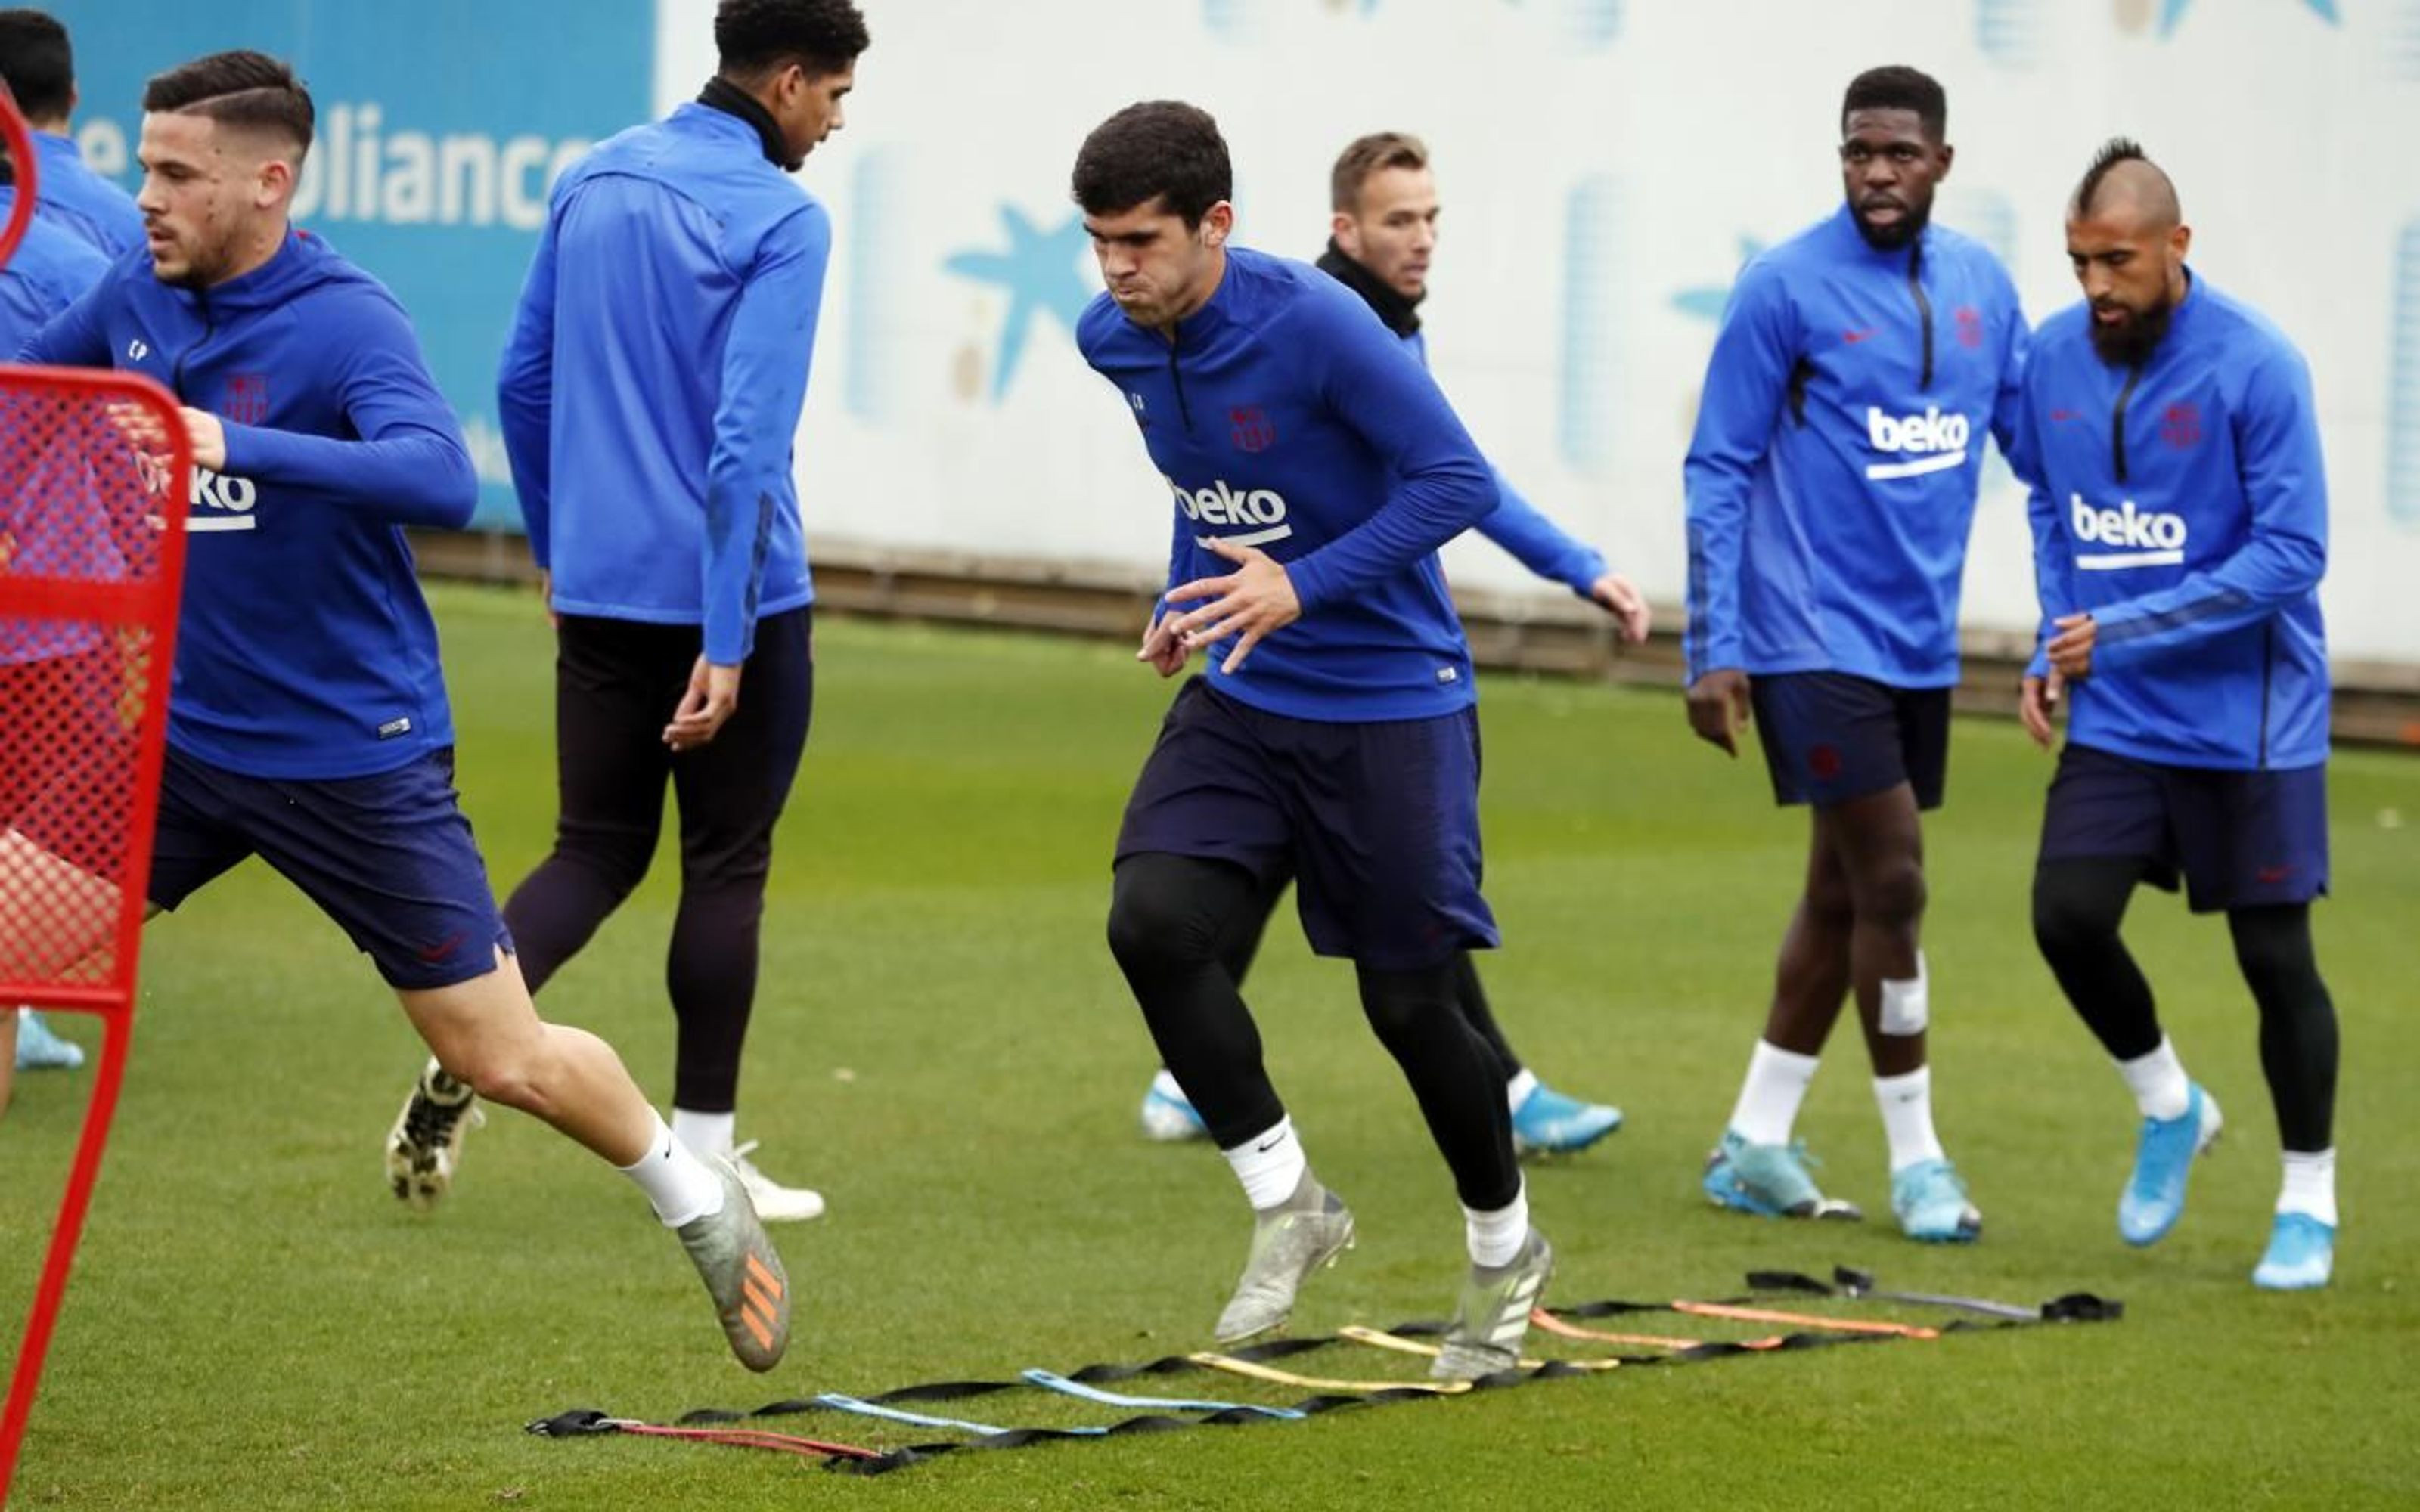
[5,582,2417,1509]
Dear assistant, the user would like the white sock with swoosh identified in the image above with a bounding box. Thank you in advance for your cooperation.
[1223,1116,1308,1212]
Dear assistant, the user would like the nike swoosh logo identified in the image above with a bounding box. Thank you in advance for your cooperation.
[1842,328,1879,344]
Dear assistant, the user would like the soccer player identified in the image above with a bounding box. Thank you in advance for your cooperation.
[11,50,792,1368]
[1683,66,2025,1241]
[1077,101,1551,1381]
[0,9,144,257]
[1136,130,1642,1157]
[383,0,867,1224]
[1,5,142,1075]
[0,172,110,1112]
[2019,140,2338,1290]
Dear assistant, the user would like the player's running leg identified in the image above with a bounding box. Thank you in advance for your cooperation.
[1354,958,1547,1380]
[664,608,821,1220]
[2034,854,2220,1246]
[397,951,790,1369]
[1705,825,1857,1219]
[2230,904,2338,1289]
[1824,787,1977,1243]
[1108,852,1354,1343]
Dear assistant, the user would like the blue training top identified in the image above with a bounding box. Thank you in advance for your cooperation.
[30,131,144,260]
[1078,245,1497,723]
[0,189,115,666]
[1684,204,2028,689]
[2018,275,2329,771]
[22,230,479,779]
[498,99,830,665]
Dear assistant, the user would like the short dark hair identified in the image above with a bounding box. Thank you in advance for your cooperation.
[142,50,315,160]
[1330,132,1427,215]
[715,0,869,80]
[1841,65,1947,142]
[0,9,74,123]
[1072,101,1231,228]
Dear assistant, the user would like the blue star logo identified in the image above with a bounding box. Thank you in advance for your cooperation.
[1671,236,1767,323]
[2158,0,2338,35]
[942,206,1095,402]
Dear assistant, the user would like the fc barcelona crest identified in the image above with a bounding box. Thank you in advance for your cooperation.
[1229,405,1275,453]
[2161,402,2201,448]
[224,373,271,426]
[1953,305,1985,350]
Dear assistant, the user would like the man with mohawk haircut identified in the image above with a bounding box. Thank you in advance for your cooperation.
[2018,138,2341,1290]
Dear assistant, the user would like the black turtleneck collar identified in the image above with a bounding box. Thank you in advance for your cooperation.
[1316,239,1423,338]
[699,76,796,171]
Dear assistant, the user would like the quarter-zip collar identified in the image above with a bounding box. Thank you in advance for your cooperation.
[698,76,793,170]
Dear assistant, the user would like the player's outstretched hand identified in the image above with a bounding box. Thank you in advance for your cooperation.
[1685,668,1751,757]
[1165,536,1302,675]
[2046,612,2096,680]
[1136,608,1190,677]
[1589,572,1652,644]
[2019,671,2066,750]
[665,655,742,752]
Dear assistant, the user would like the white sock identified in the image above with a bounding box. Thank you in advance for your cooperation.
[1464,1182,1530,1268]
[1222,1115,1309,1212]
[2117,1037,2192,1121]
[672,1107,737,1160]
[2279,1148,2338,1227]
[619,1113,727,1228]
[1728,1040,1820,1146]
[1150,1067,1190,1104]
[1505,1067,1540,1113]
[1872,1066,1946,1172]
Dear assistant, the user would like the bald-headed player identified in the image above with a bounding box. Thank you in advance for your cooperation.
[2017,139,2339,1289]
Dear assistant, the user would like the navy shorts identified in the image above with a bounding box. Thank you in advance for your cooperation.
[1751,671,1950,810]
[2038,743,2329,914]
[1115,677,1498,971]
[148,745,512,990]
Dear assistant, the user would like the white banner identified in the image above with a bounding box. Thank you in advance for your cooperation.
[657,0,2420,662]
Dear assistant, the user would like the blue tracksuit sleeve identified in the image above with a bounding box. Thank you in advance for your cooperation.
[2090,350,2327,669]
[702,203,831,665]
[1283,305,1494,614]
[498,215,561,569]
[15,278,110,366]
[1683,262,1797,681]
[217,294,476,528]
[1477,466,1606,595]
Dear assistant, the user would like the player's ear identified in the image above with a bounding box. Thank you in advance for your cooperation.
[1200,201,1234,247]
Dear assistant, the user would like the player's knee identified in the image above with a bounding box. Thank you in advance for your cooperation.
[2032,868,2119,962]
[2230,909,2327,1012]
[554,822,658,900]
[1106,860,1223,977]
[1355,961,1458,1049]
[434,1041,545,1113]
[1857,854,1928,933]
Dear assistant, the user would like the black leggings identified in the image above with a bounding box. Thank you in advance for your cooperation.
[2032,857,2337,1151]
[1192,868,1523,1081]
[1109,852,1522,1209]
[503,608,813,1113]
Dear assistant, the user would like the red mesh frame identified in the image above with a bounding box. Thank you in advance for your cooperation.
[0,107,194,1494]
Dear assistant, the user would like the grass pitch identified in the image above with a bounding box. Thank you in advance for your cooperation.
[4,584,2415,1508]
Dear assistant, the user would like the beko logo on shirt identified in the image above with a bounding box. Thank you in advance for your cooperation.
[2070,494,2187,569]
[1168,476,1292,547]
[1863,405,1971,481]
[190,468,260,528]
